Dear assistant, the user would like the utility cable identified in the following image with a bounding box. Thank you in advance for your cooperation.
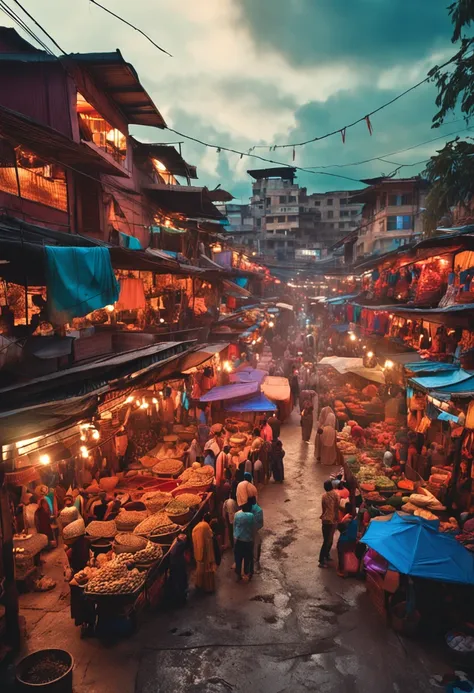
[87,0,172,57]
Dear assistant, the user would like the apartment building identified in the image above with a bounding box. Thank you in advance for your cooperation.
[221,202,254,248]
[353,177,428,259]
[247,169,362,261]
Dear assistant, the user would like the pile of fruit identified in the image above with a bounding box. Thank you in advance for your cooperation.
[73,566,99,586]
[86,520,117,539]
[115,541,163,564]
[166,499,190,516]
[85,560,144,595]
[149,522,180,539]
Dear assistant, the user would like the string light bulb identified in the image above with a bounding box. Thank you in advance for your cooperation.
[126,396,134,404]
[349,334,357,342]
[367,351,374,358]
[80,445,89,459]
[152,398,158,404]
[105,305,115,312]
[39,454,50,466]
[92,429,100,441]
[384,359,394,370]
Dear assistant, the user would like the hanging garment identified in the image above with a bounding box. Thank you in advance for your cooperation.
[119,232,142,249]
[116,278,146,311]
[45,246,119,324]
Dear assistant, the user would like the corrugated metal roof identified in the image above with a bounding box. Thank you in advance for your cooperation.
[64,50,166,128]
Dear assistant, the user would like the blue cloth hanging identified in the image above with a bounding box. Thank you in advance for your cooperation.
[45,246,119,324]
[119,232,142,250]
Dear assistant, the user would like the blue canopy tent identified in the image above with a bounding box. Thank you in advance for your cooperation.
[225,392,277,413]
[200,381,259,402]
[409,369,473,393]
[405,361,458,376]
[229,368,266,385]
[364,513,474,584]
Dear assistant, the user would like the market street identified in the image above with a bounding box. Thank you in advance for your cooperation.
[14,411,448,693]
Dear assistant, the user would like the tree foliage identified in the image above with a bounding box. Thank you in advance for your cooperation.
[424,0,474,230]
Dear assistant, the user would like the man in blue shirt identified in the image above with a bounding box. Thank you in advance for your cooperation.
[249,497,264,567]
[233,501,255,581]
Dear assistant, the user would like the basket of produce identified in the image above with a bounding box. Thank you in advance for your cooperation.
[86,520,117,539]
[165,499,192,525]
[133,511,175,537]
[16,649,74,692]
[113,533,148,554]
[72,567,99,586]
[171,491,202,508]
[115,541,163,566]
[163,434,179,443]
[85,561,144,596]
[63,518,86,542]
[148,523,180,545]
[364,491,387,504]
[58,506,79,528]
[141,490,173,513]
[115,509,149,532]
[374,477,396,493]
[229,434,246,446]
[89,538,113,557]
[99,476,119,492]
[152,459,184,478]
[139,455,159,469]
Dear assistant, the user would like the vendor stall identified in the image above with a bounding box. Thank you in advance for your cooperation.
[261,376,292,421]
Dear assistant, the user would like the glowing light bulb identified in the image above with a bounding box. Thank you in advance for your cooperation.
[105,305,115,312]
[152,398,158,404]
[80,445,89,459]
[384,359,394,370]
[136,399,141,407]
[39,454,50,466]
[367,351,374,358]
[126,396,134,404]
[349,334,357,342]
[268,321,274,328]
[140,402,148,409]
[159,318,165,324]
[92,429,100,441]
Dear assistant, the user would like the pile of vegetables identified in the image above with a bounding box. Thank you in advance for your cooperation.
[85,560,144,595]
[133,511,176,536]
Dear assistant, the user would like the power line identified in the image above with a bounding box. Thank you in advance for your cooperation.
[306,123,474,170]
[0,0,55,55]
[86,0,172,58]
[8,0,66,54]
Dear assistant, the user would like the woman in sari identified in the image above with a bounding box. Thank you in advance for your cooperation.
[315,406,337,466]
[192,514,217,593]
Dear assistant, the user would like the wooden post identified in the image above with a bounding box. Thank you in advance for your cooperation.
[0,468,20,650]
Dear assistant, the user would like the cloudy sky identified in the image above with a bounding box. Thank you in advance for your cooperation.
[1,0,466,199]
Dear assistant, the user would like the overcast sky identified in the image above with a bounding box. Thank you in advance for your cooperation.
[1,0,465,199]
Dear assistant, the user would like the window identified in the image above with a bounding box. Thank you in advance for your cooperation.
[256,218,261,228]
[313,200,321,206]
[340,210,349,217]
[350,220,357,227]
[388,193,414,206]
[77,92,126,166]
[351,209,359,216]
[266,216,274,223]
[277,240,285,247]
[266,197,271,206]
[340,198,349,205]
[287,215,298,222]
[327,198,333,205]
[267,240,274,249]
[387,215,413,231]
[0,140,68,211]
[277,216,285,222]
[327,211,334,219]
[289,195,297,203]
[279,195,287,203]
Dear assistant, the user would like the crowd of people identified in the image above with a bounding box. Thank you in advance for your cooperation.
[186,414,287,595]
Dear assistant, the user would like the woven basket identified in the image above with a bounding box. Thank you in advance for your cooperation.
[86,520,117,539]
[142,491,173,513]
[59,506,78,527]
[115,510,148,532]
[63,518,85,540]
[113,533,147,554]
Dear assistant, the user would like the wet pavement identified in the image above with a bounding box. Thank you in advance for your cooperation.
[8,412,449,692]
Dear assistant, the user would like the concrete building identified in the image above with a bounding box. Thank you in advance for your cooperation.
[247,168,362,261]
[353,177,428,259]
[221,202,254,248]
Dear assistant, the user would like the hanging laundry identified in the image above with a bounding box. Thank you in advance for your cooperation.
[116,277,146,311]
[45,246,119,324]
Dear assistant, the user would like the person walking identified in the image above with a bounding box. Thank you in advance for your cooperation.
[301,402,314,444]
[236,471,258,507]
[315,406,337,465]
[192,513,217,592]
[267,414,281,441]
[270,439,285,482]
[319,480,339,568]
[290,369,300,409]
[233,501,255,581]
